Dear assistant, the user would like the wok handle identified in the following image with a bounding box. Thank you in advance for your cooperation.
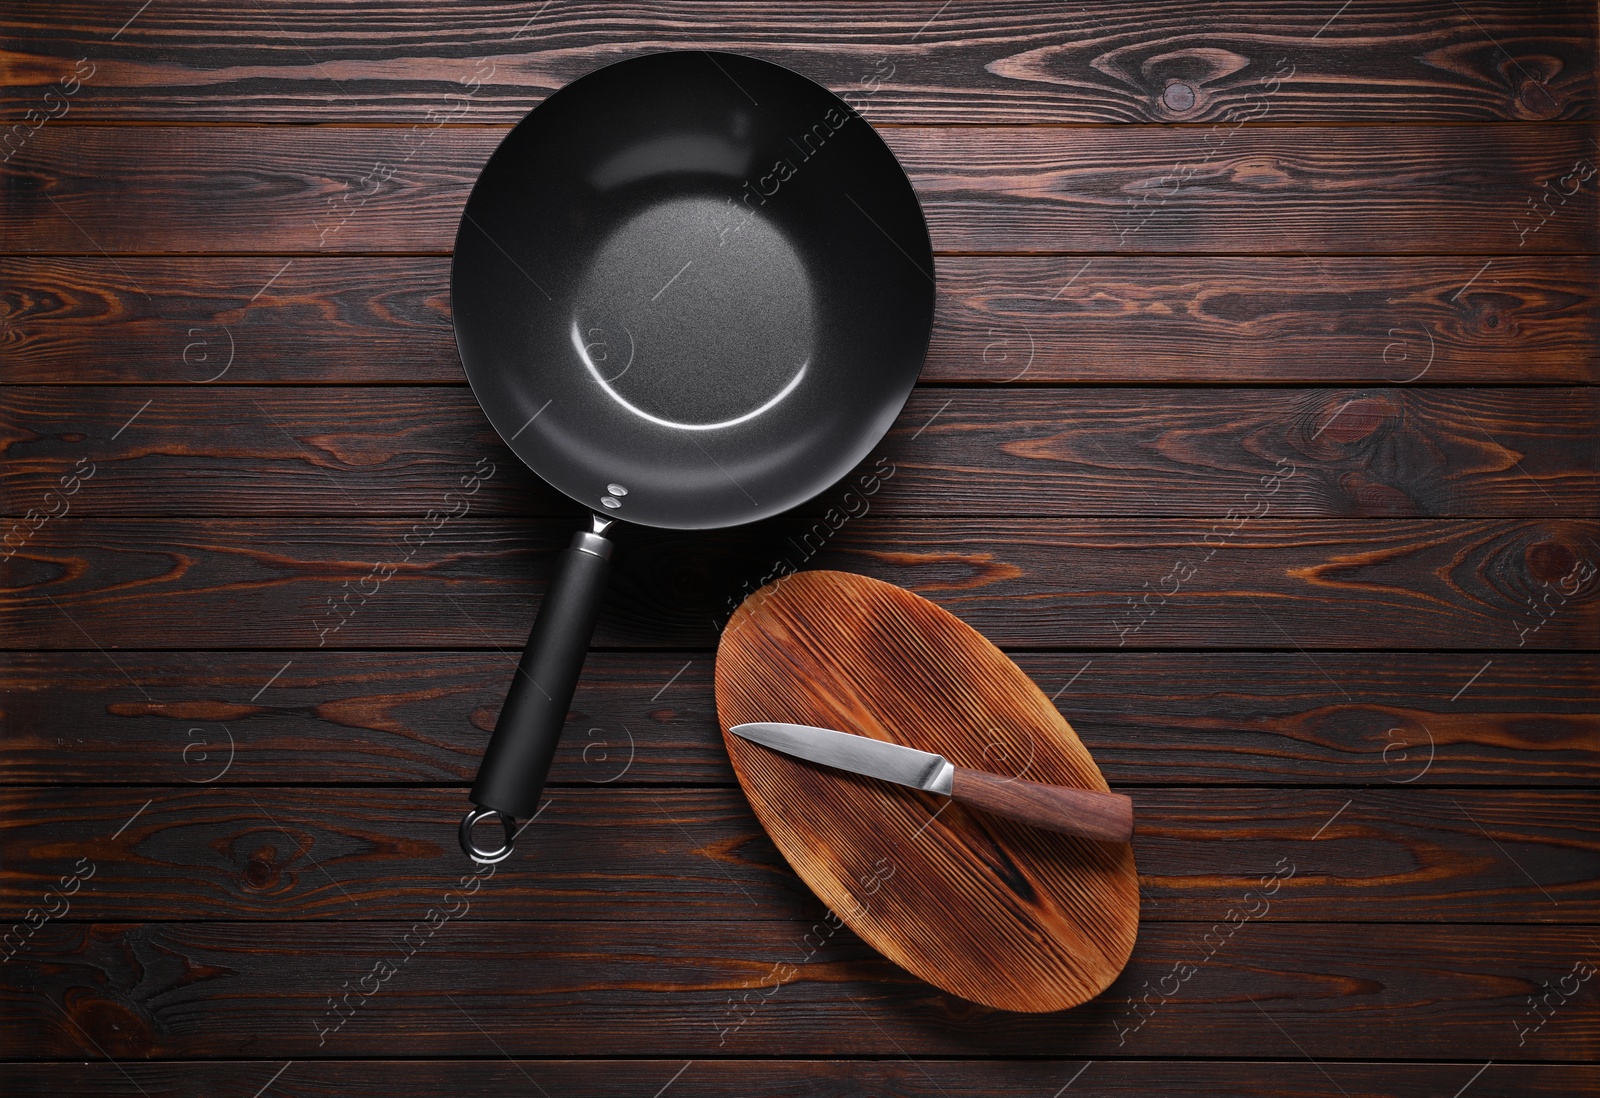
[950,767,1134,843]
[460,516,614,862]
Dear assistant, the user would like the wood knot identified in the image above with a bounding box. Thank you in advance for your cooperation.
[1314,396,1391,444]
[874,550,1024,592]
[1519,81,1559,118]
[63,990,154,1058]
[1161,81,1196,113]
[1525,540,1579,586]
[1337,472,1418,516]
[666,559,714,601]
[243,845,279,889]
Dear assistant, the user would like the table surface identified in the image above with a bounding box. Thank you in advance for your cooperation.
[2,2,1597,1095]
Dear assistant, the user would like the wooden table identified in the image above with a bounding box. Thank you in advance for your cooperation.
[3,3,1597,1094]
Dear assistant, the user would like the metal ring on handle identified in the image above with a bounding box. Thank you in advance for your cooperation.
[459,807,517,863]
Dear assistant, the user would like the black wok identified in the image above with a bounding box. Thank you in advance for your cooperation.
[451,51,934,861]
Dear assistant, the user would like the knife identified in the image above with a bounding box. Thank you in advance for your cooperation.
[729,722,1134,843]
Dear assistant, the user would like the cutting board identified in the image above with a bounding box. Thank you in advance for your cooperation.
[715,570,1138,1012]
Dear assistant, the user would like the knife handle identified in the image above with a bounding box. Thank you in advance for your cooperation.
[950,767,1134,843]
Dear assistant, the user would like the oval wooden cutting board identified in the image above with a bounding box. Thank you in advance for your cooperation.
[715,570,1138,1013]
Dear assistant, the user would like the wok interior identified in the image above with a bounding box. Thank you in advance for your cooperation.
[452,51,934,529]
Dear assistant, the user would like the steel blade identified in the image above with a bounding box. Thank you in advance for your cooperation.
[729,722,954,794]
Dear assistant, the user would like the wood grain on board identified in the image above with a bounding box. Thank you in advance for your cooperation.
[3,921,1595,1059]
[6,255,1597,385]
[4,125,1595,254]
[713,571,1139,1012]
[4,651,1595,786]
[5,518,1596,650]
[3,386,1596,516]
[5,1,1593,124]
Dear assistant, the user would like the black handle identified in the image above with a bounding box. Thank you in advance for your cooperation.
[460,516,613,861]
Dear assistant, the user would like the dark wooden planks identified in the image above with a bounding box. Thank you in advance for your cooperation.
[0,256,460,385]
[4,386,1595,517]
[1,786,1592,922]
[4,651,1596,786]
[896,123,1600,255]
[5,518,1596,650]
[0,650,722,786]
[0,0,1593,1088]
[3,921,1595,1058]
[5,125,1597,254]
[5,1,1594,124]
[0,384,563,516]
[8,1060,1598,1098]
[929,255,1600,384]
[6,255,1597,385]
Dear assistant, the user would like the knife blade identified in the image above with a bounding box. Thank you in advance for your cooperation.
[728,721,1133,843]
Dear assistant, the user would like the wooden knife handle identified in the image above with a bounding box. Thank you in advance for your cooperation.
[950,767,1134,843]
